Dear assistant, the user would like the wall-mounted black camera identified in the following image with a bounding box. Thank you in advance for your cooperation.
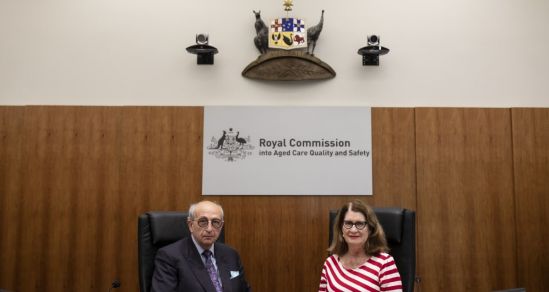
[358,34,389,66]
[186,33,218,65]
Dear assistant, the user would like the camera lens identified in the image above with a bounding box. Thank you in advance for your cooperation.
[196,34,208,45]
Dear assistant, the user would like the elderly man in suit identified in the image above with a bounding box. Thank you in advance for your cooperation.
[151,200,251,292]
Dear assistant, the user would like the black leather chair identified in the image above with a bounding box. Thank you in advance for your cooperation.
[138,211,225,292]
[329,207,416,292]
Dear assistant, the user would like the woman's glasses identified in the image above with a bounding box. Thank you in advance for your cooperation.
[194,217,224,229]
[343,220,367,230]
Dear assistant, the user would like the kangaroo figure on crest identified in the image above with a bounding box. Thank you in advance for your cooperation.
[253,10,269,54]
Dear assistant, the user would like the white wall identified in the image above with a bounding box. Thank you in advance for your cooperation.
[1,0,548,106]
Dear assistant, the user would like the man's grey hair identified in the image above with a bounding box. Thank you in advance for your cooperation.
[187,201,224,221]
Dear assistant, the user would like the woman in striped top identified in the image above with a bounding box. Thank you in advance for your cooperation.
[319,200,402,292]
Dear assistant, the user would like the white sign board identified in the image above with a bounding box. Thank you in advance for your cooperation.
[202,106,372,195]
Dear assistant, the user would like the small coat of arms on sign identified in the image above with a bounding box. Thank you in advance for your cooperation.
[207,128,254,162]
[269,18,307,50]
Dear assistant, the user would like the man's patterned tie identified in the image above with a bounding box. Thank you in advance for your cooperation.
[203,250,223,292]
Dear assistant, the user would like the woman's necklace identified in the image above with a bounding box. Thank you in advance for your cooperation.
[340,254,369,269]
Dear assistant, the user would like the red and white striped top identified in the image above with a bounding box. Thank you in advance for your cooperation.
[318,253,403,292]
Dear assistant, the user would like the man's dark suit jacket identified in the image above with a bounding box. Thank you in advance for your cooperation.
[151,236,251,292]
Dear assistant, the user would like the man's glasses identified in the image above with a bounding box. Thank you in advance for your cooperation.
[194,217,224,229]
[343,220,368,230]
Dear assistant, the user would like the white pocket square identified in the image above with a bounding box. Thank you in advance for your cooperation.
[230,270,240,279]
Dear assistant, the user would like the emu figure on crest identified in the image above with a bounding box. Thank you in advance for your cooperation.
[307,10,324,55]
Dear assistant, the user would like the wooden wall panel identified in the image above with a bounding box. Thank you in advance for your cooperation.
[416,108,517,292]
[371,108,417,210]
[117,107,205,291]
[511,108,549,292]
[2,106,546,292]
[0,106,24,291]
[0,107,121,292]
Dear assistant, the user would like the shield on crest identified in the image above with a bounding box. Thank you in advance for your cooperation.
[269,18,307,50]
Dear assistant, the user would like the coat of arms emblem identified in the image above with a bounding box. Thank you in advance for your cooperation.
[242,0,335,81]
[207,128,254,161]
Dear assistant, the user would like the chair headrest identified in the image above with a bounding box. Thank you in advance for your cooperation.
[374,208,404,244]
[148,211,190,245]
